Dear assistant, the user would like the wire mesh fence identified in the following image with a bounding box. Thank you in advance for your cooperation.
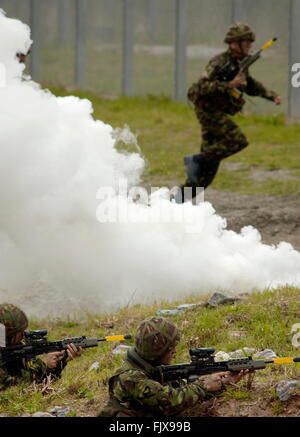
[0,0,299,116]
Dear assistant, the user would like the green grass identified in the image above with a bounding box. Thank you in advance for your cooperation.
[45,88,300,197]
[213,170,300,196]
[1,287,299,416]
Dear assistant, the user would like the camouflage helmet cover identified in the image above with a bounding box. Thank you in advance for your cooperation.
[135,317,180,361]
[0,304,28,338]
[224,22,255,43]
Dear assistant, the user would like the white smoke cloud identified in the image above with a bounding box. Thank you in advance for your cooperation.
[0,9,31,81]
[0,10,300,318]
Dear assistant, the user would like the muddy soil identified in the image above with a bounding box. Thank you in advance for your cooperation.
[183,381,300,417]
[204,188,300,250]
[145,169,300,251]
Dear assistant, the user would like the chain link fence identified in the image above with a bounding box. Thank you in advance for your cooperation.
[0,0,299,116]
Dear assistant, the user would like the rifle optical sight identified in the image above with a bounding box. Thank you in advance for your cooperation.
[24,329,48,340]
[189,347,215,358]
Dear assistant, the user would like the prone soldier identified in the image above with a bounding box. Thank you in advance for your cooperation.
[0,303,82,391]
[98,317,250,417]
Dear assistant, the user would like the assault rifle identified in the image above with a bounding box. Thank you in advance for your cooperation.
[0,329,131,366]
[151,347,300,384]
[214,37,277,99]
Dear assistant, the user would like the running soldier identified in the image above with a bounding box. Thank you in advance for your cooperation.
[180,23,282,200]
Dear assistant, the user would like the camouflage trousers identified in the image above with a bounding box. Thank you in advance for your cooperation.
[185,110,249,189]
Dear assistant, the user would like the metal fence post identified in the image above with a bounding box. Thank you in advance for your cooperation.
[75,0,86,89]
[122,0,134,96]
[288,0,300,118]
[58,0,69,43]
[231,0,247,23]
[147,0,157,41]
[16,0,28,22]
[174,0,188,102]
[29,0,40,80]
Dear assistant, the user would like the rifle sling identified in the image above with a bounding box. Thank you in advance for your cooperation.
[127,348,158,378]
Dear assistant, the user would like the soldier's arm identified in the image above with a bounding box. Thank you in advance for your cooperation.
[0,367,19,390]
[199,58,232,96]
[0,360,48,390]
[39,343,81,380]
[24,356,67,383]
[40,354,68,379]
[114,370,210,416]
[0,357,58,390]
[245,75,278,101]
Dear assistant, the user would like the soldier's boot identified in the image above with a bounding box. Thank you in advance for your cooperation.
[172,154,210,204]
[202,159,221,189]
[183,153,207,185]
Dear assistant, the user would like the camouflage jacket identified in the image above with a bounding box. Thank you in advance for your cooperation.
[188,48,278,115]
[98,348,211,417]
[0,354,67,391]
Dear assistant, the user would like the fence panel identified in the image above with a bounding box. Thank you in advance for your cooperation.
[0,0,298,116]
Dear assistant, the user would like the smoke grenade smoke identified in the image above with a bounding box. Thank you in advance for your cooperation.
[0,10,300,318]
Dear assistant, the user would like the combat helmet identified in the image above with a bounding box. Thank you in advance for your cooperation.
[135,317,180,361]
[0,304,28,338]
[224,22,255,43]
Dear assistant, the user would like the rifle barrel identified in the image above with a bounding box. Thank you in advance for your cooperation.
[97,335,131,342]
[261,37,277,51]
[268,357,300,365]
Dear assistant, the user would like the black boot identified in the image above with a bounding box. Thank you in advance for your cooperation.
[184,153,206,185]
[202,159,220,189]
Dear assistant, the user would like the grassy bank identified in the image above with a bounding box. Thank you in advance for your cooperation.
[47,88,300,196]
[1,287,299,417]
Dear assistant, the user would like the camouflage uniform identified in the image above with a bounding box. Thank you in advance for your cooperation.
[0,304,66,391]
[0,356,66,391]
[98,317,212,417]
[185,23,278,190]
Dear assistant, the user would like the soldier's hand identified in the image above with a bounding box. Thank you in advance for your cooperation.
[202,370,253,391]
[274,96,282,105]
[220,370,253,385]
[202,372,227,391]
[41,344,82,368]
[64,343,82,362]
[228,72,247,89]
[41,351,65,369]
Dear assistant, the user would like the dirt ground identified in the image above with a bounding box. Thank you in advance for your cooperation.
[204,188,300,250]
[183,380,300,417]
[147,169,300,251]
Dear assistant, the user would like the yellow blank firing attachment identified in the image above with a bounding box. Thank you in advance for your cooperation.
[272,357,296,365]
[261,38,277,51]
[98,335,132,342]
